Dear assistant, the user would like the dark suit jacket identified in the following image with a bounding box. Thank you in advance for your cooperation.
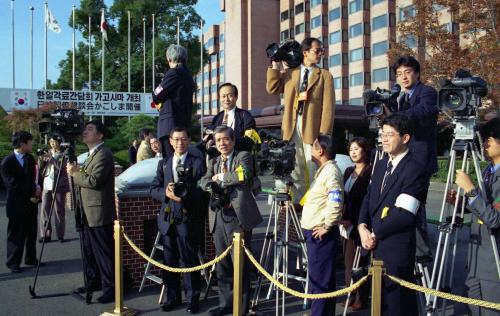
[399,82,439,175]
[128,145,137,165]
[72,145,116,227]
[467,165,500,281]
[150,153,206,235]
[211,107,256,151]
[1,152,38,218]
[343,164,372,243]
[200,151,262,232]
[152,65,194,139]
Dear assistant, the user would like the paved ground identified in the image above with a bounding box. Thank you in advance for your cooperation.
[0,180,471,315]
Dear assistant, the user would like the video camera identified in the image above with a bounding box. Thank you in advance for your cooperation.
[266,39,302,69]
[172,163,192,199]
[363,84,401,132]
[39,109,84,142]
[437,69,488,117]
[205,181,230,211]
[256,130,296,177]
[200,125,220,159]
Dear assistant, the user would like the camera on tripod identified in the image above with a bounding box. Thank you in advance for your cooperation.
[205,181,230,210]
[256,138,296,177]
[39,109,84,141]
[363,84,401,132]
[266,39,302,69]
[172,163,191,199]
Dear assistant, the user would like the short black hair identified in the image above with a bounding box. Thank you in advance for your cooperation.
[12,131,33,148]
[139,128,153,140]
[48,134,63,143]
[214,125,235,141]
[85,120,108,139]
[317,133,336,160]
[170,126,190,138]
[392,55,421,78]
[381,113,413,137]
[218,82,238,98]
[348,137,372,163]
[300,37,322,54]
[480,117,500,140]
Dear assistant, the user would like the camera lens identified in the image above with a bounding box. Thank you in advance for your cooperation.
[259,160,275,176]
[366,103,383,116]
[442,90,464,110]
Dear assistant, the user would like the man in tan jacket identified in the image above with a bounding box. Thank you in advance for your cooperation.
[267,37,335,203]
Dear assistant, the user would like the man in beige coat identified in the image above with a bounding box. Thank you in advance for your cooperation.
[267,37,335,203]
[67,121,116,304]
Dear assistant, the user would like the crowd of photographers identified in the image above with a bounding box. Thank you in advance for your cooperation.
[1,40,498,316]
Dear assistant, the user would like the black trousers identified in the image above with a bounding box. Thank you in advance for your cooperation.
[160,136,174,161]
[6,206,37,268]
[212,210,252,315]
[82,224,114,296]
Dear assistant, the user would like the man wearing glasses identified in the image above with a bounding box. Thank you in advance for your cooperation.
[266,37,334,206]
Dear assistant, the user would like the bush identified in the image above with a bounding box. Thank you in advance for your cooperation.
[114,149,130,169]
[431,158,489,183]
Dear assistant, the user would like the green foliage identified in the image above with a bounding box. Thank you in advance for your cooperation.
[114,149,130,168]
[105,114,156,153]
[431,159,489,183]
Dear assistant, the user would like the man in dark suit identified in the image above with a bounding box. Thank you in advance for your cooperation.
[1,131,41,273]
[205,83,256,152]
[358,114,428,316]
[200,126,263,316]
[391,56,439,260]
[150,127,206,314]
[455,117,500,316]
[152,44,195,160]
[67,121,116,304]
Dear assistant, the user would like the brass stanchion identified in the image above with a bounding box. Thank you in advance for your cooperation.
[233,232,244,316]
[370,259,384,316]
[101,220,137,316]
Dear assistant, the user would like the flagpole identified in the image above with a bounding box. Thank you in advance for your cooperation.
[30,5,34,89]
[44,1,48,90]
[152,13,155,91]
[72,5,76,90]
[101,8,105,92]
[88,15,92,91]
[11,0,15,88]
[200,20,204,137]
[177,17,180,45]
[127,10,131,92]
[143,16,146,93]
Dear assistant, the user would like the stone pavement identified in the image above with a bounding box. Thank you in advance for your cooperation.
[0,180,470,315]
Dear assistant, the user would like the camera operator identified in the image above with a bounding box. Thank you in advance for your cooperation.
[38,135,70,243]
[266,37,334,205]
[149,127,206,314]
[204,83,256,152]
[152,44,194,160]
[300,134,343,315]
[1,131,41,273]
[200,126,262,316]
[455,117,500,315]
[66,121,116,304]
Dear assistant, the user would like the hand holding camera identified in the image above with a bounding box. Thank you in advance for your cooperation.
[166,183,182,203]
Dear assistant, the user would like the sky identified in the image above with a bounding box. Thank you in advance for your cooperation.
[0,0,224,90]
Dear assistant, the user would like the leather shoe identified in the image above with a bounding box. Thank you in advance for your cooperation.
[186,300,200,314]
[9,266,22,273]
[74,283,102,294]
[25,259,43,267]
[97,294,114,304]
[161,298,182,312]
[208,306,232,316]
[38,236,51,243]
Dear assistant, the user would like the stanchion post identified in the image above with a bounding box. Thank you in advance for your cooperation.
[370,259,383,316]
[101,220,136,316]
[233,232,244,316]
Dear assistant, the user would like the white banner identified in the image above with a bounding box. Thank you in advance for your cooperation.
[0,88,158,117]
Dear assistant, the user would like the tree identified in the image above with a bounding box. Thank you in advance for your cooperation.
[387,0,499,109]
[50,0,204,93]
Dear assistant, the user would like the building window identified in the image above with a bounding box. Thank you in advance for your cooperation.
[329,31,341,44]
[211,69,218,78]
[400,5,416,22]
[311,0,324,7]
[350,72,363,86]
[372,14,387,31]
[333,77,342,89]
[311,15,322,29]
[349,0,362,14]
[349,23,363,38]
[329,7,341,21]
[402,35,417,48]
[210,54,218,63]
[295,23,306,34]
[372,0,385,5]
[372,40,388,57]
[280,10,289,21]
[432,4,445,11]
[330,54,341,67]
[280,29,290,41]
[219,50,225,60]
[295,2,304,15]
[349,97,363,106]
[211,84,218,94]
[212,100,218,109]
[204,71,209,80]
[373,67,388,82]
[349,47,363,62]
[219,66,224,78]
[219,34,224,43]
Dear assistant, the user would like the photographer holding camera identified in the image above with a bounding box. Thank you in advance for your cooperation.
[266,37,334,205]
[455,118,500,315]
[150,127,206,314]
[200,126,262,316]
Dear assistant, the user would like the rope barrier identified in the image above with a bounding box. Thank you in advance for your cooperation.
[244,246,369,299]
[122,229,232,273]
[385,274,500,311]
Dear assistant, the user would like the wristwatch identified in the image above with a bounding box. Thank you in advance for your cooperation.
[465,187,479,198]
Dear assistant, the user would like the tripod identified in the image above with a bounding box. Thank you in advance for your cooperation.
[427,119,500,315]
[251,182,308,315]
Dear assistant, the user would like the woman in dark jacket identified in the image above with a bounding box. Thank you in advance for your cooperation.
[342,137,372,311]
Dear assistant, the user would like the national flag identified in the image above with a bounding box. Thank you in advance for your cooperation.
[46,9,61,34]
[100,10,108,42]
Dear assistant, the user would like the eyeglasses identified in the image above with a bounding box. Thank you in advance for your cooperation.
[396,69,415,78]
[308,48,324,55]
[171,138,189,143]
[380,132,400,139]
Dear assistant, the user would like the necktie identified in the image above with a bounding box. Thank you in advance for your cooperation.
[297,69,309,115]
[176,158,182,180]
[381,161,393,193]
[483,165,494,197]
[222,111,228,126]
[399,92,410,111]
[221,157,228,173]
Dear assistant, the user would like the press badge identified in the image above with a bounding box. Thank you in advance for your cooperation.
[297,90,308,102]
[381,206,389,219]
[328,189,342,203]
